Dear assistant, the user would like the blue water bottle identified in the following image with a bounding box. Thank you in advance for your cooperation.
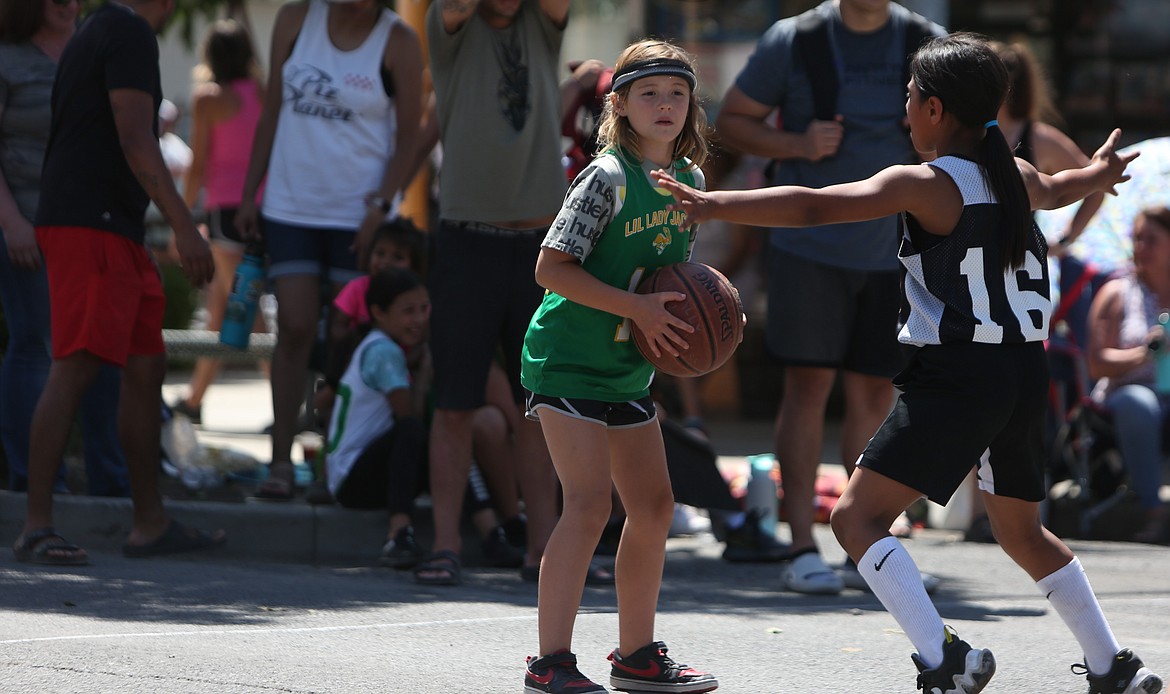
[220,252,265,349]
[745,454,778,535]
[1155,312,1170,395]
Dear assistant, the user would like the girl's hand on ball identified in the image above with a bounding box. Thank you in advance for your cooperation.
[632,291,692,358]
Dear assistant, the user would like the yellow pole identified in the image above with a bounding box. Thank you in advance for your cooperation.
[397,0,431,230]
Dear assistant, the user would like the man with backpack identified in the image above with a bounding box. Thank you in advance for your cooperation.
[714,0,944,595]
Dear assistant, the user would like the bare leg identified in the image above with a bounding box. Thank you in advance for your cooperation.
[427,407,475,556]
[535,409,612,655]
[774,365,835,551]
[981,492,1073,581]
[268,274,320,470]
[119,353,171,544]
[839,371,894,473]
[514,413,559,569]
[21,351,102,536]
[830,468,924,561]
[609,420,674,657]
[471,404,520,521]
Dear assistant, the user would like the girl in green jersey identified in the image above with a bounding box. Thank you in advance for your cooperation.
[520,40,718,694]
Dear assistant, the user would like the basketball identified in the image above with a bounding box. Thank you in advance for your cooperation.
[632,262,744,377]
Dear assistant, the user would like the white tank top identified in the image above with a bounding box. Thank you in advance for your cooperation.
[263,0,399,228]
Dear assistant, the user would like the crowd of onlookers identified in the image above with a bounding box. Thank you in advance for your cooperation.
[2,0,1167,579]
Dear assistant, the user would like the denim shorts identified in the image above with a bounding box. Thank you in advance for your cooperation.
[264,217,362,285]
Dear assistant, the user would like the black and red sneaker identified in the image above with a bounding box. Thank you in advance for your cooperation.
[525,651,606,694]
[608,641,718,693]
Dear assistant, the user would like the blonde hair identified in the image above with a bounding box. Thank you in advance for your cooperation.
[596,40,709,170]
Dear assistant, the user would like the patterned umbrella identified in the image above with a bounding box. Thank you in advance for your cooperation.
[1036,136,1170,274]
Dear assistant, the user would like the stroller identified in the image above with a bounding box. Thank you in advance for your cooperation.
[1044,257,1138,539]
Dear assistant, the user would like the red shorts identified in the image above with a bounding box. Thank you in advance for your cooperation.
[37,226,165,366]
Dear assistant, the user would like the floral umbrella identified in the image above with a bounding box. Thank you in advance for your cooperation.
[1036,136,1170,274]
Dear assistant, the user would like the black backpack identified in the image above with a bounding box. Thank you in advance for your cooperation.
[794,9,938,121]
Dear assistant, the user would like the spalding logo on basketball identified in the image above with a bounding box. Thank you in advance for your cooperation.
[632,261,744,377]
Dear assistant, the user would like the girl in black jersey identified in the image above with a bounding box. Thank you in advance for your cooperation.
[655,33,1161,694]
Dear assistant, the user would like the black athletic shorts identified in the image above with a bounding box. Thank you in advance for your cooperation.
[429,219,545,410]
[524,391,657,429]
[766,248,904,377]
[859,340,1049,505]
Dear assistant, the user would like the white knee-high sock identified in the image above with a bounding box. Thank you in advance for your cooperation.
[859,536,946,668]
[1035,557,1120,675]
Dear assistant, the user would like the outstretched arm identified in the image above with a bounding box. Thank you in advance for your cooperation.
[651,164,936,230]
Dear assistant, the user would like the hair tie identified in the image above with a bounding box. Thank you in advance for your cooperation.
[984,119,999,129]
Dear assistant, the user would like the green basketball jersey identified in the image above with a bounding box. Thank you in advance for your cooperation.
[521,150,703,401]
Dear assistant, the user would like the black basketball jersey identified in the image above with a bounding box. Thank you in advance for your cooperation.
[898,156,1052,346]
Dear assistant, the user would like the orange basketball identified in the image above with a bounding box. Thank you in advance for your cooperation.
[632,262,744,377]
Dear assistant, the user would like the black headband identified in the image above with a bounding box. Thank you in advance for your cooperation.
[610,58,696,93]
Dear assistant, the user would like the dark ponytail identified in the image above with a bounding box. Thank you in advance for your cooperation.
[981,121,1032,271]
[911,33,1033,271]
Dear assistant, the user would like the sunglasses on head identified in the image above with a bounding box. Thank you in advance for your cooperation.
[50,0,80,6]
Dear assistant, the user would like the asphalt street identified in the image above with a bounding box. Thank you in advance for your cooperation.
[3,368,1168,692]
[2,525,1168,693]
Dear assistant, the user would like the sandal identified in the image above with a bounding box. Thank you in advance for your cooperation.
[254,461,296,501]
[123,520,226,558]
[381,526,424,569]
[414,550,462,586]
[782,550,844,595]
[13,527,89,566]
[520,560,615,586]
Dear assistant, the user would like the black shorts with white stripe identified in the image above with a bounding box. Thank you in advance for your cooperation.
[524,391,657,429]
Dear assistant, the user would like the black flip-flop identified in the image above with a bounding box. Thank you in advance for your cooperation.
[414,550,462,586]
[13,527,89,566]
[521,560,614,586]
[122,521,226,558]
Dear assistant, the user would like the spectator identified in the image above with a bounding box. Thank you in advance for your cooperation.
[170,19,268,426]
[1085,207,1170,545]
[714,0,944,595]
[654,33,1151,694]
[314,218,427,438]
[0,0,132,499]
[330,218,426,338]
[990,40,1104,256]
[416,0,568,586]
[315,217,525,569]
[235,0,423,500]
[325,267,429,568]
[13,0,220,565]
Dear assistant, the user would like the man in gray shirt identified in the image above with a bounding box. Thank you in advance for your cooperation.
[716,0,944,595]
[417,0,570,586]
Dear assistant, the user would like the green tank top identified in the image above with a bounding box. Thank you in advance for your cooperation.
[521,150,700,401]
